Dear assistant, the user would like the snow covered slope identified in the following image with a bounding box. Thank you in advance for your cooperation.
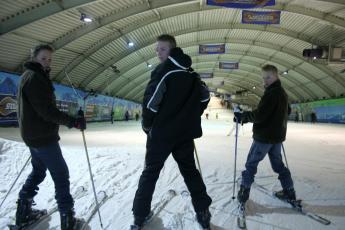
[0,118,344,229]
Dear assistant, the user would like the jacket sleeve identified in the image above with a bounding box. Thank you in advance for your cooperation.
[199,79,210,115]
[242,92,277,124]
[23,75,75,127]
[142,75,167,128]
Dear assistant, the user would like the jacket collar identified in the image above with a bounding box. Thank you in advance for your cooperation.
[167,47,192,70]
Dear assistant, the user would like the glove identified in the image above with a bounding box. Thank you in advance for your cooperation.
[141,121,151,135]
[233,112,242,123]
[74,116,86,130]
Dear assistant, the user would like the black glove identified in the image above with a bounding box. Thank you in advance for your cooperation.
[233,112,242,123]
[74,116,86,131]
[141,121,151,135]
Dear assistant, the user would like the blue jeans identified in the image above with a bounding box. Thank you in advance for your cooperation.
[241,140,294,190]
[19,142,74,213]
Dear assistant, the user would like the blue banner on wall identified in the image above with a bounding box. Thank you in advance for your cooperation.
[199,44,226,54]
[0,71,141,126]
[207,0,275,9]
[242,10,281,24]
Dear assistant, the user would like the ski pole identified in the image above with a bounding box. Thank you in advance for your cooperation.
[232,119,239,200]
[282,143,289,170]
[0,155,31,209]
[81,130,104,229]
[193,141,203,179]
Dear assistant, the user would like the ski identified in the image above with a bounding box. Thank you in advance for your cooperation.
[80,190,108,230]
[236,202,247,230]
[8,186,87,230]
[130,189,176,230]
[180,190,212,230]
[253,183,331,226]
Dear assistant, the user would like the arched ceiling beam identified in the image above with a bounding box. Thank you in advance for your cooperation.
[74,30,340,96]
[119,62,305,101]
[105,48,329,99]
[50,0,345,55]
[107,51,317,100]
[123,69,300,102]
[53,4,345,83]
[0,0,97,35]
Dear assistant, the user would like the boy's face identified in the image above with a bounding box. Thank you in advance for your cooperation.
[155,41,171,63]
[262,70,278,88]
[34,49,52,71]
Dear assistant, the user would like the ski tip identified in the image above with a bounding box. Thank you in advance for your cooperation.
[168,189,177,196]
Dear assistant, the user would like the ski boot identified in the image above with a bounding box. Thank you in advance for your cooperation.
[237,185,250,204]
[15,198,47,228]
[274,188,296,202]
[130,211,154,230]
[196,209,211,229]
[60,209,84,230]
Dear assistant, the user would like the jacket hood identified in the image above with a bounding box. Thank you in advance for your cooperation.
[167,47,192,70]
[24,61,51,76]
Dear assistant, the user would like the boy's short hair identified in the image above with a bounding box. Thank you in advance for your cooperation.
[262,64,278,75]
[157,34,177,48]
[31,44,54,59]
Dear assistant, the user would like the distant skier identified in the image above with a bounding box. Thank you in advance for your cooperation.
[77,107,84,117]
[110,110,114,124]
[135,112,140,121]
[131,34,212,230]
[205,113,209,120]
[125,110,130,121]
[15,44,86,230]
[234,64,296,215]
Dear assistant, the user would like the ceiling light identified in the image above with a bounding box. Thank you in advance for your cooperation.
[80,13,93,23]
[283,70,288,75]
[313,56,317,60]
[147,63,152,68]
[128,42,134,47]
[252,86,256,89]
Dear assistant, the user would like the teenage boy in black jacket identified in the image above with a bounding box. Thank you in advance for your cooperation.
[234,64,296,207]
[16,44,85,230]
[131,35,212,230]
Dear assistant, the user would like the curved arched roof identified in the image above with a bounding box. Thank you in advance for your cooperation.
[1,0,344,105]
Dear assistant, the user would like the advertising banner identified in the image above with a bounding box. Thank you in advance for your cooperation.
[242,10,281,24]
[290,98,345,124]
[0,71,141,126]
[219,62,239,69]
[199,44,226,54]
[199,73,214,79]
[206,0,275,9]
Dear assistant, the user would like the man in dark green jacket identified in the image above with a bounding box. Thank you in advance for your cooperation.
[16,44,85,230]
[234,64,296,207]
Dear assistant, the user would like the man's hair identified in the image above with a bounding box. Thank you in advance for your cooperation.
[31,44,54,59]
[262,64,278,75]
[157,34,177,48]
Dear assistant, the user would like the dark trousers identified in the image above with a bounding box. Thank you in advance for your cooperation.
[19,142,74,213]
[241,140,294,190]
[132,138,212,220]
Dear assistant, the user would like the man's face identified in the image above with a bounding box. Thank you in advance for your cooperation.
[262,70,278,88]
[155,41,171,63]
[34,49,52,71]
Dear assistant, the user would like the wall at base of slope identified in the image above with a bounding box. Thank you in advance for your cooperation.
[290,98,345,124]
[0,71,142,127]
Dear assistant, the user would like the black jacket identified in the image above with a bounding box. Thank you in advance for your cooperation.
[241,80,289,143]
[17,62,75,147]
[142,47,210,141]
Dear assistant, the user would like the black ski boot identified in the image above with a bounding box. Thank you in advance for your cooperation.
[196,209,211,229]
[130,211,154,230]
[237,185,250,204]
[15,198,47,228]
[60,210,84,230]
[274,188,296,202]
